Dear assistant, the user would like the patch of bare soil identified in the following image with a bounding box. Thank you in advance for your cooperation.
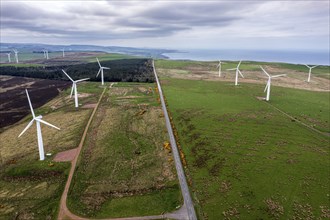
[78,93,92,98]
[53,148,78,162]
[82,103,97,109]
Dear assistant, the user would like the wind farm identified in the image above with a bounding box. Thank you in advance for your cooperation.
[0,1,329,220]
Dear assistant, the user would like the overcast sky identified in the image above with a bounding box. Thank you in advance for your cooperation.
[1,0,329,51]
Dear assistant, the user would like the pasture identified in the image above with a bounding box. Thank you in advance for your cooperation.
[155,60,330,219]
[67,82,182,218]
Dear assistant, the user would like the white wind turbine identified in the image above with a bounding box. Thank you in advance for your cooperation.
[45,50,49,59]
[216,60,224,77]
[62,69,89,108]
[62,48,65,57]
[18,89,60,161]
[226,60,244,85]
[7,53,11,63]
[260,66,286,101]
[96,58,110,85]
[13,49,19,63]
[304,64,318,83]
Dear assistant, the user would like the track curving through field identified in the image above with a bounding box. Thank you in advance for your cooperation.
[57,82,190,220]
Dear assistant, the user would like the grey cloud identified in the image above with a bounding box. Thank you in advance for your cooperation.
[0,2,46,20]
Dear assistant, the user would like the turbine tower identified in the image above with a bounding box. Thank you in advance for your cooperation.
[13,49,19,63]
[62,48,65,57]
[43,50,46,59]
[18,89,60,160]
[45,50,49,59]
[96,58,110,85]
[226,60,244,86]
[260,66,286,101]
[304,64,318,83]
[7,53,11,63]
[217,60,224,77]
[62,70,89,108]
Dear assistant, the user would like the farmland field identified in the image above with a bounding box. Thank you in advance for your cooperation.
[67,82,182,218]
[155,60,330,219]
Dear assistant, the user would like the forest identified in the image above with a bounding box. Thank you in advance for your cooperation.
[0,59,155,83]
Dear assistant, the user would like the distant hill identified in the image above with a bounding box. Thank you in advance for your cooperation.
[0,43,176,59]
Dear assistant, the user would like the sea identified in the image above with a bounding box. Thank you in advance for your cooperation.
[162,49,330,66]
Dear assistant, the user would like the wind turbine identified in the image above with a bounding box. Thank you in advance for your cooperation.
[260,66,286,101]
[18,89,60,160]
[96,58,110,85]
[13,49,19,63]
[226,60,244,85]
[6,53,11,63]
[62,48,65,57]
[216,60,224,77]
[304,64,318,83]
[45,50,49,59]
[62,69,89,108]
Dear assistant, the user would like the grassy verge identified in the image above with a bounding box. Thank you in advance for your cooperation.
[159,76,329,219]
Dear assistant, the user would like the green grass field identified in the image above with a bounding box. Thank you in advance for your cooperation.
[156,60,329,219]
[67,82,182,218]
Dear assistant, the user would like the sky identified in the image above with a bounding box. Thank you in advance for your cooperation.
[0,0,329,51]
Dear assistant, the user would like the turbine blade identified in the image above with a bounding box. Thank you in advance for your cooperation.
[311,65,318,68]
[238,60,242,67]
[18,119,35,137]
[75,78,90,83]
[238,70,244,78]
[259,66,270,77]
[271,74,286,78]
[102,67,110,70]
[62,70,74,82]
[96,68,101,77]
[70,83,74,98]
[96,58,101,67]
[36,118,60,130]
[25,89,35,118]
[226,68,236,71]
[305,64,310,68]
